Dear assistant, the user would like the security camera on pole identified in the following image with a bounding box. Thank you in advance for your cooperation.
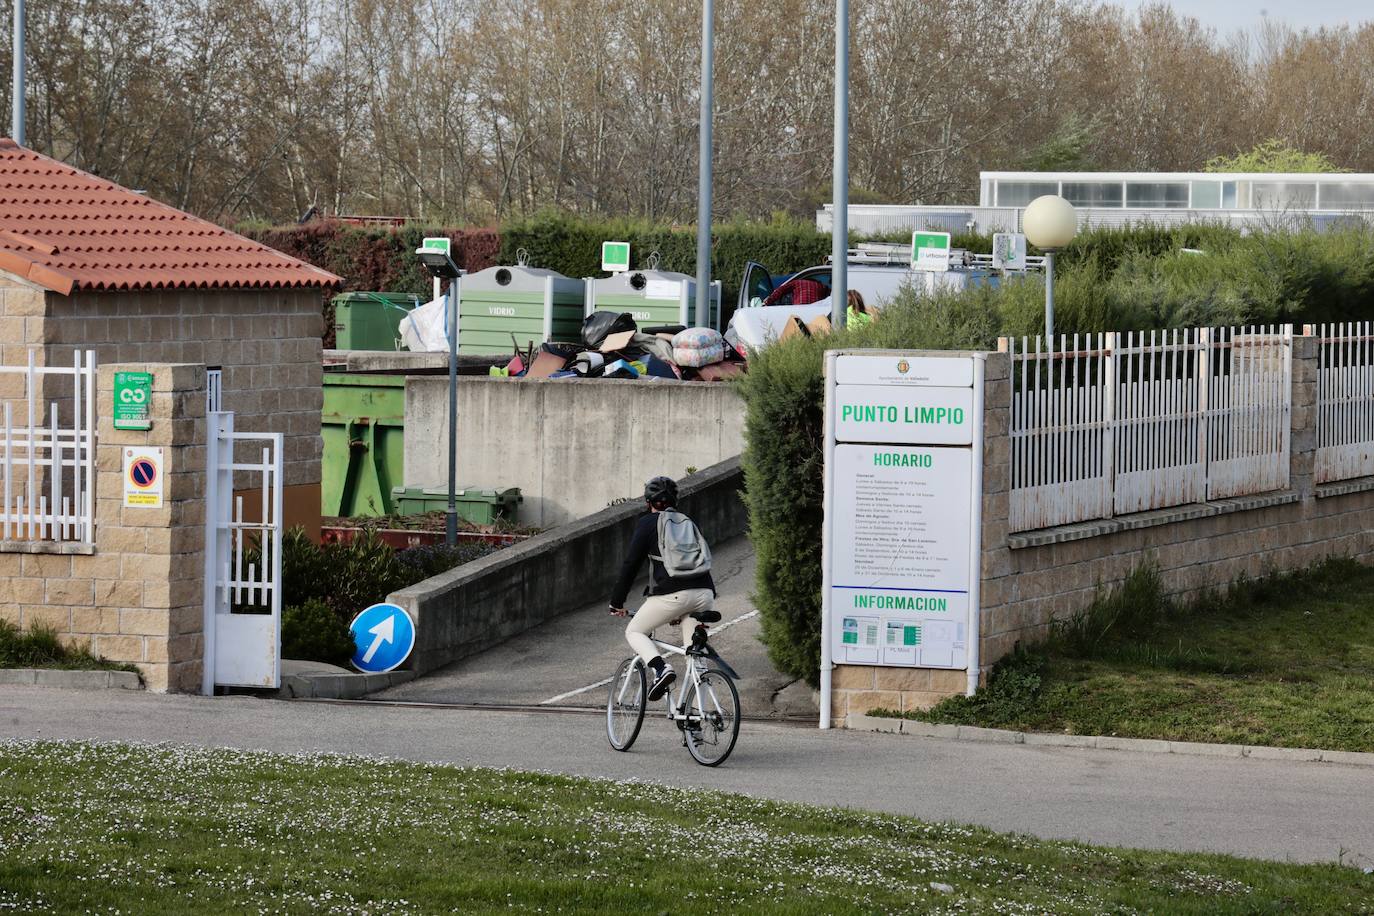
[415,239,463,547]
[1021,195,1078,341]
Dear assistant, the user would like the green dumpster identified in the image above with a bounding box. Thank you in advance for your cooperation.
[584,269,721,332]
[391,485,522,525]
[333,292,420,351]
[458,266,584,356]
[322,374,406,517]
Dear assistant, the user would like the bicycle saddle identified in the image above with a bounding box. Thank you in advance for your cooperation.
[690,610,722,624]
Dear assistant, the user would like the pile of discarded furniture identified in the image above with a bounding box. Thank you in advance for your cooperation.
[489,311,745,382]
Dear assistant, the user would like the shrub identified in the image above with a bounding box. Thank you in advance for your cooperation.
[0,619,137,672]
[281,599,358,667]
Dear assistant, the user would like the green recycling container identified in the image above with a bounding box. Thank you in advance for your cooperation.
[322,374,406,517]
[333,291,420,351]
[584,269,721,332]
[391,485,523,525]
[458,266,585,357]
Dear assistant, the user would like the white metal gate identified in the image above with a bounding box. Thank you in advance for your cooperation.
[203,411,283,692]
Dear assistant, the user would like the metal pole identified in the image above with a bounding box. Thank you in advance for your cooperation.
[12,0,24,145]
[1044,250,1056,342]
[693,0,714,328]
[830,0,849,329]
[446,279,459,547]
[818,351,838,728]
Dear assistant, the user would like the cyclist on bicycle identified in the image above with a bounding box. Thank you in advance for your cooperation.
[609,476,716,702]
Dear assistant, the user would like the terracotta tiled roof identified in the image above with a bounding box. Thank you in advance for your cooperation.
[0,139,341,295]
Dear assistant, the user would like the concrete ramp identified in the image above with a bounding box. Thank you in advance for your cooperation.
[370,537,815,718]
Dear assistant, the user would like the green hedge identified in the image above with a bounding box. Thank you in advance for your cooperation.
[742,225,1374,686]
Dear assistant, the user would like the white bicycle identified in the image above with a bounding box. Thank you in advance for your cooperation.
[606,610,741,766]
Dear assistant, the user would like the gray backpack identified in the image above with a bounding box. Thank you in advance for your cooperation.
[653,510,712,578]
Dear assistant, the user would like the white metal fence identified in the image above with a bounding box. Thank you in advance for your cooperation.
[1312,323,1374,484]
[0,350,97,543]
[1007,327,1292,532]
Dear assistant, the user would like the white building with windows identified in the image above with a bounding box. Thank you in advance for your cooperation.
[818,170,1374,236]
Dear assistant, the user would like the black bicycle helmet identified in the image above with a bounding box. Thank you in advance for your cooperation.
[644,476,678,505]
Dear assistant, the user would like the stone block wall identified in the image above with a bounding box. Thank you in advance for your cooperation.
[0,362,207,692]
[834,335,1374,722]
[7,283,323,492]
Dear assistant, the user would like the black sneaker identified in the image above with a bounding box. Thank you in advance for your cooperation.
[647,667,676,701]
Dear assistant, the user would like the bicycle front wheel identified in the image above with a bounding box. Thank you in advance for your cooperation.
[683,668,740,766]
[606,657,648,751]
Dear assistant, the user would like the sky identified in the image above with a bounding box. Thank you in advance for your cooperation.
[1125,0,1369,35]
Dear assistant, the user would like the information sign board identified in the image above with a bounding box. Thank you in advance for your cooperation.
[602,241,631,273]
[113,371,153,431]
[911,231,951,272]
[992,232,1027,271]
[829,444,970,669]
[820,350,984,713]
[421,236,452,255]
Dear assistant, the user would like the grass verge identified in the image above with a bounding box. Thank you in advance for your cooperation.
[1,740,1370,913]
[0,620,139,673]
[881,559,1374,752]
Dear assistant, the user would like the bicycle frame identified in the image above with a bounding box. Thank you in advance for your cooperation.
[648,636,727,727]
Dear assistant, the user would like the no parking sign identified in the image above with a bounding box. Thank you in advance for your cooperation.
[123,446,165,508]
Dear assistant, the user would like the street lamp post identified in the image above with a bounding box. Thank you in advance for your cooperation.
[415,246,463,547]
[830,0,849,330]
[694,0,714,328]
[1022,195,1078,342]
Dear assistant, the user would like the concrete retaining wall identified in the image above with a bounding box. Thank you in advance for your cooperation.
[389,457,746,676]
[404,376,745,527]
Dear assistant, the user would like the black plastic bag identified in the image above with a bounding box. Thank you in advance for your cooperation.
[581,311,637,349]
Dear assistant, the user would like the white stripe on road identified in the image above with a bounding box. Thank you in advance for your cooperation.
[539,609,760,706]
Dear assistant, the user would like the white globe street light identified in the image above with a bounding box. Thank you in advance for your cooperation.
[1022,195,1078,341]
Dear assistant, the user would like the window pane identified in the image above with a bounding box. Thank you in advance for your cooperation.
[1190,181,1221,209]
[1252,182,1316,210]
[1126,182,1189,208]
[1222,182,1237,208]
[996,181,1058,207]
[1062,182,1123,207]
[1320,182,1374,210]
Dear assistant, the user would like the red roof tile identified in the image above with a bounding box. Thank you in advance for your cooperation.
[0,139,341,295]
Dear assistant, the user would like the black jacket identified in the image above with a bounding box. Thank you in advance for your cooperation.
[610,511,716,608]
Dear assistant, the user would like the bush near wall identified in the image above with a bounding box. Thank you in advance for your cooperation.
[243,221,500,347]
[743,225,1374,686]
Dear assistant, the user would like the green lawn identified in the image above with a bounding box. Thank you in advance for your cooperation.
[893,560,1374,752]
[0,741,1370,914]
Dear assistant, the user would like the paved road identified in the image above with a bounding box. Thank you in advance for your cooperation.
[2,686,1371,867]
[371,536,815,715]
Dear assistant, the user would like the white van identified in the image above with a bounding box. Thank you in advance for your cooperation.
[726,245,1005,351]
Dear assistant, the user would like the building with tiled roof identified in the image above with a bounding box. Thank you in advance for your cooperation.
[0,139,341,526]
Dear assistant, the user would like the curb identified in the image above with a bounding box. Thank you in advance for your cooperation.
[845,713,1374,767]
[0,668,143,690]
[279,670,416,700]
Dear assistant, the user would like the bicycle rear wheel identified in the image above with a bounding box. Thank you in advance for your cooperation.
[683,668,740,766]
[606,657,647,751]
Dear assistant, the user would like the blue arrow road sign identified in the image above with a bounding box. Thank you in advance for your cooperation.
[349,603,416,674]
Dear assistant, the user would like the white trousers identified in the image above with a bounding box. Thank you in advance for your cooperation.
[625,589,715,665]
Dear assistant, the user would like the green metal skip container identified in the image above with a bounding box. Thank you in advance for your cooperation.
[458,265,585,356]
[333,292,420,351]
[584,269,722,331]
[321,374,406,517]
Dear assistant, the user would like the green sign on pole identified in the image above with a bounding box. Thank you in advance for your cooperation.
[602,241,631,273]
[421,236,452,255]
[113,371,153,431]
[911,231,951,272]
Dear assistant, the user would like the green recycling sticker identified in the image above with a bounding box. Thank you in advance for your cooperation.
[113,371,153,431]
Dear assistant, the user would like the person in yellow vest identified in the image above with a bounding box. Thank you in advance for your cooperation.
[846,290,876,329]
